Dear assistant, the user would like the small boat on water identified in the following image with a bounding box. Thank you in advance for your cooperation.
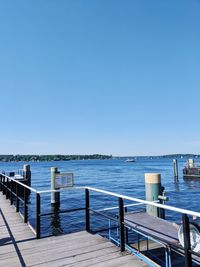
[183,159,200,179]
[125,159,135,163]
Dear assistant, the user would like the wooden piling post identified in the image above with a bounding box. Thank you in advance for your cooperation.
[51,167,60,206]
[145,173,162,217]
[188,159,194,168]
[23,165,31,185]
[173,159,178,180]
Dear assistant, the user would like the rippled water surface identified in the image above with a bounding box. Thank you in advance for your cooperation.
[1,158,200,236]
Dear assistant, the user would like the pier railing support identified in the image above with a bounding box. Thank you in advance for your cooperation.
[24,187,28,223]
[16,183,19,212]
[182,214,192,267]
[36,193,41,239]
[2,176,6,195]
[0,175,1,191]
[125,207,129,245]
[6,177,9,199]
[118,197,125,252]
[10,180,13,205]
[85,189,90,232]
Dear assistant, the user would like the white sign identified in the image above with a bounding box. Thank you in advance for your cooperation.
[55,173,74,189]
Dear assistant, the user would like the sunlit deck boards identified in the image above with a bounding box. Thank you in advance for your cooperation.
[0,193,147,267]
[125,211,179,245]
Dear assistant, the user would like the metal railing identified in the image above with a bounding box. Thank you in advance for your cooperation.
[0,173,85,239]
[0,173,200,267]
[82,187,200,267]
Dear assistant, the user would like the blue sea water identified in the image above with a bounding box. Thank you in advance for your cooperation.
[1,158,200,237]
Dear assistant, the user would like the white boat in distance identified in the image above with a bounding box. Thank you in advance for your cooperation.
[125,159,135,163]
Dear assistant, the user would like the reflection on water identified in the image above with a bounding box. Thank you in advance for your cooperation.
[183,177,200,190]
[50,206,63,235]
[173,180,180,192]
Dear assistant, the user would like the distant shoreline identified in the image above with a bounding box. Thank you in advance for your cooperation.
[0,154,112,162]
[0,154,199,162]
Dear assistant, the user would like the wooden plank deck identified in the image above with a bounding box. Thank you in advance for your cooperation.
[125,211,179,245]
[0,193,147,267]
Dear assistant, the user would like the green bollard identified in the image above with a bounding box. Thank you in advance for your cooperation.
[145,173,162,217]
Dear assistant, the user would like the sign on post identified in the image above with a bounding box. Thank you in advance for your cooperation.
[55,173,74,189]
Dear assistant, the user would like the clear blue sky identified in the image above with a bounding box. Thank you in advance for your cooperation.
[0,0,200,156]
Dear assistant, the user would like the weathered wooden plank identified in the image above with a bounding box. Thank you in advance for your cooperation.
[0,256,21,267]
[18,231,104,249]
[15,237,109,260]
[31,247,120,267]
[116,261,148,267]
[70,251,126,267]
[125,212,179,245]
[23,241,115,266]
[88,254,147,267]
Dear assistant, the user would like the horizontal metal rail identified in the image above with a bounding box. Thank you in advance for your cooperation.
[37,188,74,194]
[40,207,85,217]
[37,186,200,218]
[1,174,37,193]
[84,186,200,218]
[96,201,159,212]
[1,176,199,219]
[90,208,119,223]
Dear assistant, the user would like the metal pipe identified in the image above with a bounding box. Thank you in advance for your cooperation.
[119,197,125,252]
[0,174,2,191]
[40,207,85,217]
[16,183,19,212]
[125,207,128,245]
[10,180,13,205]
[182,214,192,267]
[36,193,41,239]
[85,189,90,232]
[6,178,9,199]
[24,187,28,223]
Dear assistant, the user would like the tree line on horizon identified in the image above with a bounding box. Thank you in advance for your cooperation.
[0,154,113,162]
[0,153,199,162]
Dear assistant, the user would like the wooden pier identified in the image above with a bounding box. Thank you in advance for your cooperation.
[0,193,147,267]
[1,172,200,267]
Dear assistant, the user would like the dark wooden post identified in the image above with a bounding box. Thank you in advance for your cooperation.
[6,178,9,199]
[119,197,125,252]
[0,174,1,191]
[24,187,28,223]
[182,214,192,267]
[85,189,90,232]
[10,180,13,205]
[16,183,19,212]
[2,176,5,195]
[36,193,41,239]
[125,207,129,245]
